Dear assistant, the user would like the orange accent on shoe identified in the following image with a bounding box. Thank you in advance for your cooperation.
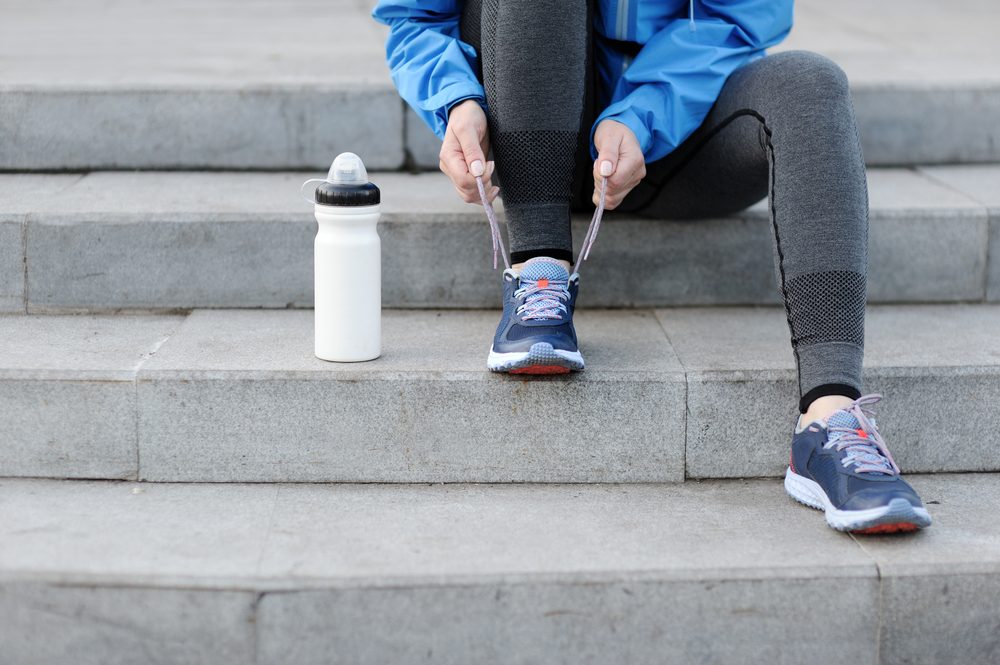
[510,365,570,375]
[852,522,919,535]
[856,428,868,438]
[537,278,549,288]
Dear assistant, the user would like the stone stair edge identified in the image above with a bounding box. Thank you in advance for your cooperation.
[1,165,996,218]
[0,560,875,594]
[1,473,998,590]
[5,79,999,92]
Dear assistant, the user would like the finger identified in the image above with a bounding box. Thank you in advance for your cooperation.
[602,191,625,210]
[602,156,644,204]
[441,146,468,178]
[462,180,481,204]
[444,150,480,193]
[488,186,500,203]
[462,160,496,203]
[594,131,623,182]
[457,126,487,176]
[454,181,478,204]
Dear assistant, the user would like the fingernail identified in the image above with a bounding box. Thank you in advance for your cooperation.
[470,160,484,177]
[600,160,614,176]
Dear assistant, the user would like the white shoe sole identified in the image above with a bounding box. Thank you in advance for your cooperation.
[487,342,584,373]
[784,467,931,532]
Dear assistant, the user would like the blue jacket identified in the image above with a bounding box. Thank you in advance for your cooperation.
[372,0,793,163]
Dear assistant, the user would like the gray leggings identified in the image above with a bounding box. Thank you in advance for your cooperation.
[460,0,869,412]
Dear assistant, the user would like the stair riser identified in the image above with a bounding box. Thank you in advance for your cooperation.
[257,578,878,665]
[2,367,997,482]
[14,211,992,313]
[3,86,998,170]
[6,574,998,665]
[0,89,404,171]
[0,220,21,312]
[1,583,255,665]
[135,376,686,483]
[685,368,1000,479]
[407,87,1000,169]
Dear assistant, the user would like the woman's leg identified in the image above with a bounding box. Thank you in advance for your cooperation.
[461,0,591,266]
[600,50,869,415]
[461,0,595,374]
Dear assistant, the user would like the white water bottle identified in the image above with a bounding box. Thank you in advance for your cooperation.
[311,152,381,362]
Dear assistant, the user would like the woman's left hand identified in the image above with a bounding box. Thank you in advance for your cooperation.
[592,119,646,209]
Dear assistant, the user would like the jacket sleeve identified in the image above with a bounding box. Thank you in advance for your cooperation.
[592,0,793,163]
[372,0,486,140]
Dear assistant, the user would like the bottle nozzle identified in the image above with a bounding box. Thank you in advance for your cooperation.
[328,152,368,185]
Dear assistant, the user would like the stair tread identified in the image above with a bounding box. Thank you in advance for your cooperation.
[1,167,992,221]
[4,304,1000,379]
[1,474,996,589]
[1,0,997,90]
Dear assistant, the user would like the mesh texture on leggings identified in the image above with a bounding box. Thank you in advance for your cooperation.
[491,130,578,206]
[785,270,866,348]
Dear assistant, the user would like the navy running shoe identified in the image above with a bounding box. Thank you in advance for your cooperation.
[785,394,931,534]
[487,257,584,374]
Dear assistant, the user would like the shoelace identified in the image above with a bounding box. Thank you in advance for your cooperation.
[475,174,608,272]
[514,278,570,320]
[825,393,900,475]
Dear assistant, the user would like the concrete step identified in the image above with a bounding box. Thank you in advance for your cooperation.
[2,474,998,664]
[1,1,999,170]
[2,305,999,482]
[1,166,997,313]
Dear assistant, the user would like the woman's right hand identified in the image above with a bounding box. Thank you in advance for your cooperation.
[440,99,499,205]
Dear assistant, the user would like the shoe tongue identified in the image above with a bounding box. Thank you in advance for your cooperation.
[519,258,569,283]
[826,408,891,474]
[826,410,861,430]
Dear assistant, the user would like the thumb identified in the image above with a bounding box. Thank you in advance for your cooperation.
[457,126,487,177]
[594,132,622,180]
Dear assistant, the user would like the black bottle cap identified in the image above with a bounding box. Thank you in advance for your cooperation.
[315,181,380,206]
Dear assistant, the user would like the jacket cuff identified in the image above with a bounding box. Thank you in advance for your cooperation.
[589,106,653,161]
[446,94,487,118]
[426,82,487,139]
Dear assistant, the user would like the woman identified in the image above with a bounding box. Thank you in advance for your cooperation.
[372,0,931,534]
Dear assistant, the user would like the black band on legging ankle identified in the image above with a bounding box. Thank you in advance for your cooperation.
[799,383,862,413]
[510,248,575,265]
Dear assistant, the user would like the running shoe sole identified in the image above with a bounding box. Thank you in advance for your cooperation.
[487,342,584,374]
[784,467,932,534]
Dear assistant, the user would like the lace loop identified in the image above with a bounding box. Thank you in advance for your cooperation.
[475,174,511,271]
[577,176,607,267]
[514,278,570,320]
[825,393,900,475]
[475,174,607,272]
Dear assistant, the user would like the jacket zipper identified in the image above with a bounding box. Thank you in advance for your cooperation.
[615,0,629,40]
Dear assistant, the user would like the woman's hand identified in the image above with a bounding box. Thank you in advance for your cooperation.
[593,119,646,209]
[439,99,499,205]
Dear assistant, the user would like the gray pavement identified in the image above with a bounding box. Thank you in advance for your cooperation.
[0,0,392,88]
[0,166,995,313]
[1,474,998,663]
